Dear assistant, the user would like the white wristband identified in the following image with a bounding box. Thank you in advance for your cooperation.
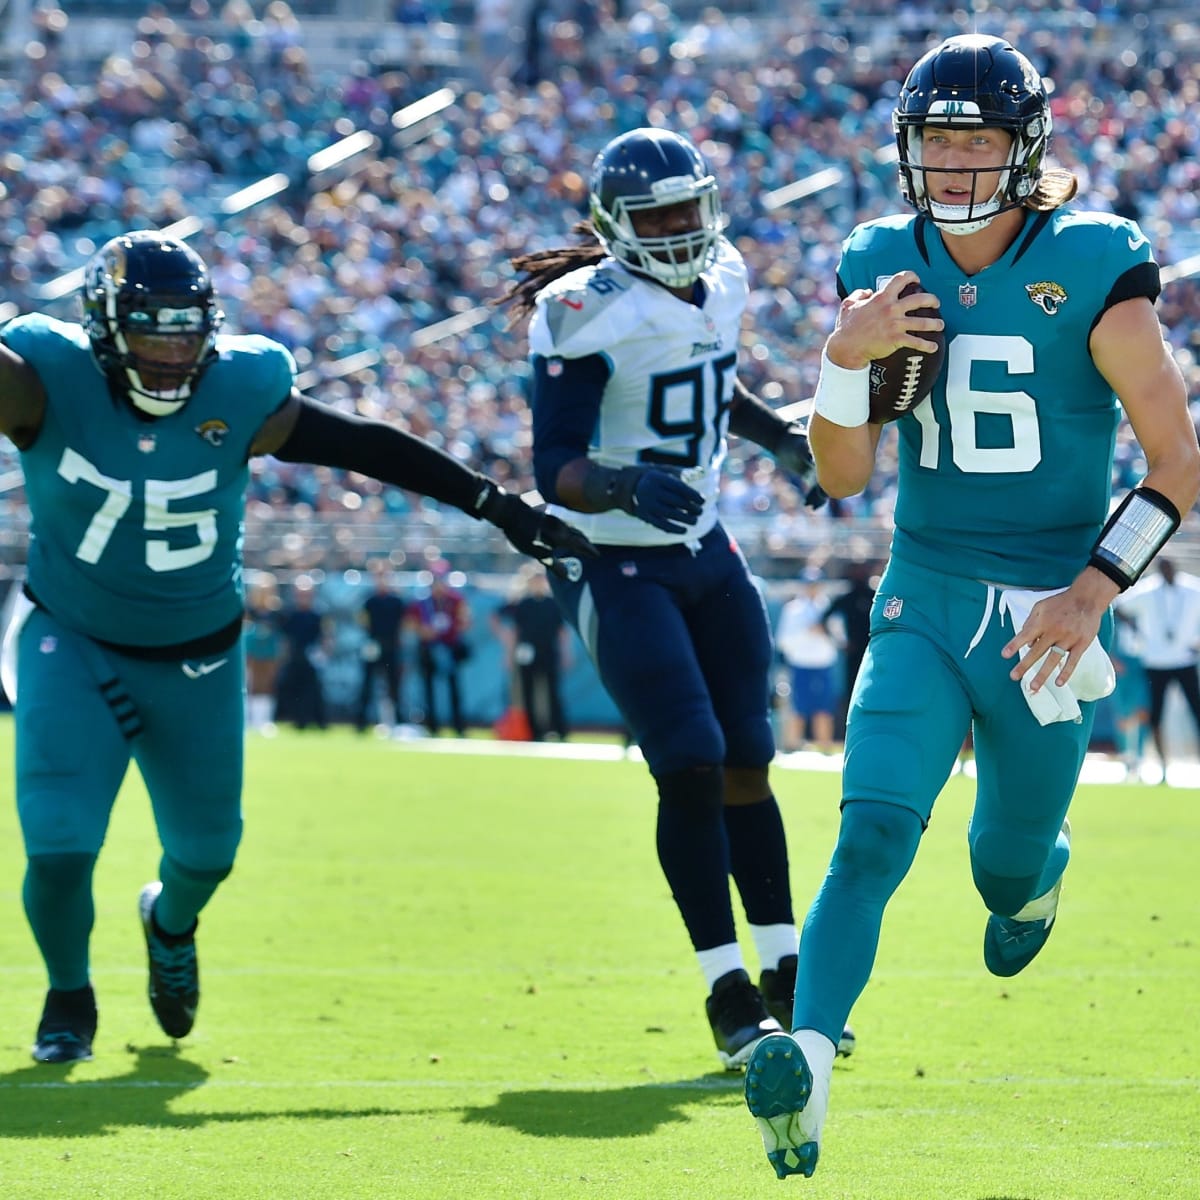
[813,348,870,428]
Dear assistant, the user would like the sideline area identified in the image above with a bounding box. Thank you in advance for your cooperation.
[306,727,1199,788]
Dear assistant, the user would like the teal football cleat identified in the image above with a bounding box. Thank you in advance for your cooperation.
[139,882,200,1038]
[745,1033,821,1179]
[983,819,1070,977]
[983,881,1061,976]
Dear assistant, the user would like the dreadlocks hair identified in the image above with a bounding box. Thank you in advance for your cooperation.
[498,220,606,328]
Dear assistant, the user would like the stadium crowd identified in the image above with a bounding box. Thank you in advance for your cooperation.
[0,0,1197,576]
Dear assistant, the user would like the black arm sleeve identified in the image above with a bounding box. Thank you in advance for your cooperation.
[273,396,491,515]
[530,352,611,502]
[728,379,790,453]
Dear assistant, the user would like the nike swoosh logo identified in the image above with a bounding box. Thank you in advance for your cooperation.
[559,297,584,310]
[181,658,228,679]
[1128,233,1147,251]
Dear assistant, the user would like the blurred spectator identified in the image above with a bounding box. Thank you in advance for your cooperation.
[274,578,331,731]
[821,558,878,731]
[1114,558,1200,780]
[244,578,284,733]
[1107,609,1150,779]
[410,559,471,736]
[491,563,572,741]
[775,573,838,754]
[354,563,409,732]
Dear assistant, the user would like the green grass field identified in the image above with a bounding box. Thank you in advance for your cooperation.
[0,721,1195,1199]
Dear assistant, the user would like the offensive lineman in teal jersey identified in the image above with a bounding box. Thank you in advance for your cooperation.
[745,36,1200,1179]
[0,231,595,1064]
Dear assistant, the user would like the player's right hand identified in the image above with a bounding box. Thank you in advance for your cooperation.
[616,466,705,534]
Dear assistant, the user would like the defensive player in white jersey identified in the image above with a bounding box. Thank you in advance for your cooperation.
[505,127,854,1069]
[744,36,1200,1180]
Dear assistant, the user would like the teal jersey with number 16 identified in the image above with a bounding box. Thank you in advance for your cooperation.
[838,209,1159,588]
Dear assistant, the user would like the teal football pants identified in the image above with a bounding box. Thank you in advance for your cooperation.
[16,605,245,868]
[792,557,1108,1040]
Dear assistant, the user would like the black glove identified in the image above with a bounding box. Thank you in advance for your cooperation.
[773,427,827,510]
[478,485,599,580]
[608,466,705,534]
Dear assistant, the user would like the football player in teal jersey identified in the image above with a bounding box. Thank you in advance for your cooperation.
[745,36,1200,1179]
[0,230,595,1064]
[505,128,854,1071]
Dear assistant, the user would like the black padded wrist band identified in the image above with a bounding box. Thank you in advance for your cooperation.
[1088,485,1181,590]
[579,464,638,513]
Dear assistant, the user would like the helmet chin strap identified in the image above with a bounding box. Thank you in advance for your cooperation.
[928,198,1004,236]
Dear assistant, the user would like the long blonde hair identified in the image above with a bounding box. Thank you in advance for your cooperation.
[1025,166,1079,211]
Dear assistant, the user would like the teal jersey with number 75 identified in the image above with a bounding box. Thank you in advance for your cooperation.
[3,313,293,647]
[837,208,1159,588]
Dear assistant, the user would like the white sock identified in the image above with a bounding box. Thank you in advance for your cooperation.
[696,943,746,992]
[792,1028,837,1143]
[750,923,799,972]
[247,694,272,728]
[793,1029,836,1080]
[1012,877,1061,924]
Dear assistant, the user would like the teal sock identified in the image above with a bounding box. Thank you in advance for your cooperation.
[793,802,922,1043]
[155,855,232,935]
[24,853,97,991]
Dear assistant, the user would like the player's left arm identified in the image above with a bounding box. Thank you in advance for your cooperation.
[1092,297,1200,523]
[728,379,825,508]
[1005,296,1200,689]
[250,391,597,576]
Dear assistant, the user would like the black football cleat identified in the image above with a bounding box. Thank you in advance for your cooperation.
[33,985,97,1064]
[706,969,782,1070]
[139,882,200,1039]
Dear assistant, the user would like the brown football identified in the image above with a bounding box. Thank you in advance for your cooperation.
[868,281,945,424]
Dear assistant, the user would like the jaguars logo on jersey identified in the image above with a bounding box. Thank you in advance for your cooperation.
[195,419,230,447]
[1025,281,1068,316]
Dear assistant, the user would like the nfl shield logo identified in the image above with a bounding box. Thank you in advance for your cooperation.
[138,432,156,453]
[958,283,977,308]
[882,596,904,620]
[620,562,638,577]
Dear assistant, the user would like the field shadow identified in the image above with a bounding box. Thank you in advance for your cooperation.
[461,1073,743,1139]
[0,1045,406,1138]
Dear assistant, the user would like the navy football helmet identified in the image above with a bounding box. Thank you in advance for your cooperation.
[893,35,1051,235]
[589,128,722,288]
[83,231,223,416]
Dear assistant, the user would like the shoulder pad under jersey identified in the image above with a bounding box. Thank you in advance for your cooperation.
[529,261,643,360]
[0,311,89,354]
[212,332,297,395]
[837,215,918,294]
